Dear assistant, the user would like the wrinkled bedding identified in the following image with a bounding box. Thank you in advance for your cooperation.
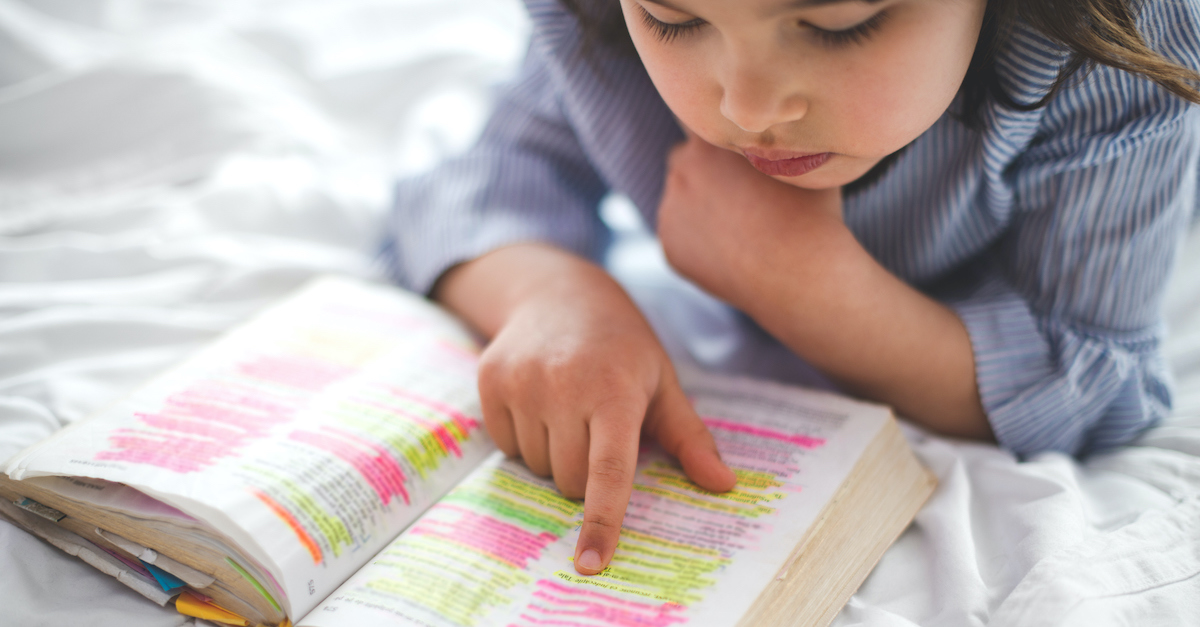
[1,1,1198,626]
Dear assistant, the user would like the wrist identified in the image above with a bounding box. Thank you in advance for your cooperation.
[730,210,858,318]
[433,243,636,339]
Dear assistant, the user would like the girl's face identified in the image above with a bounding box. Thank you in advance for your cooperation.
[619,0,988,189]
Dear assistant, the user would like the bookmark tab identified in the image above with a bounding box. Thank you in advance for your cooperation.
[13,498,66,522]
[142,560,186,592]
[175,590,251,626]
[225,557,282,613]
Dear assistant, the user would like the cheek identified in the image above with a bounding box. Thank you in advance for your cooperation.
[634,45,722,137]
[833,68,949,156]
[620,9,724,140]
[823,5,984,156]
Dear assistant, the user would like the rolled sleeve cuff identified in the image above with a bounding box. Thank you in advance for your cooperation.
[382,152,610,295]
[951,276,1169,458]
[953,277,1064,455]
[384,204,608,296]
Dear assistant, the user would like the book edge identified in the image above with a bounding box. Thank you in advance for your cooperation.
[735,416,937,627]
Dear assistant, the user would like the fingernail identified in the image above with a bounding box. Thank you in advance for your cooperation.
[577,549,602,572]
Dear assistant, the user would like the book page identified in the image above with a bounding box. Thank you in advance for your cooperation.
[3,277,495,619]
[298,373,890,627]
[20,476,199,524]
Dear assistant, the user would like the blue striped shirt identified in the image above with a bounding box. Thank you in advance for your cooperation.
[385,0,1200,457]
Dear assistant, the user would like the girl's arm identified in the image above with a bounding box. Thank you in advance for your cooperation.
[661,91,1196,456]
[658,137,993,440]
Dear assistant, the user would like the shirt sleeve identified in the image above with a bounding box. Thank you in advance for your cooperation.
[952,56,1200,457]
[382,40,610,294]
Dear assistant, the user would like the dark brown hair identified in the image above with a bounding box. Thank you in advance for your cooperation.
[562,0,1200,127]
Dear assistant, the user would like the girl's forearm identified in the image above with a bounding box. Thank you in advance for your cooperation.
[732,213,993,440]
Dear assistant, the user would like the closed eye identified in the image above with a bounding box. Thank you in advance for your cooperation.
[638,5,706,43]
[806,11,890,48]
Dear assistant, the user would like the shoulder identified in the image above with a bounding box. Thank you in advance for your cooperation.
[522,0,580,37]
[1138,0,1200,68]
[990,0,1200,167]
[515,0,681,214]
[518,0,644,93]
[519,0,583,64]
[994,0,1200,99]
[521,0,626,57]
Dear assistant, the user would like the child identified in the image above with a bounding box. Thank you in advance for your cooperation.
[384,0,1200,575]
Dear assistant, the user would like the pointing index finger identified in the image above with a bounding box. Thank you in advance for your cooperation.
[574,405,642,575]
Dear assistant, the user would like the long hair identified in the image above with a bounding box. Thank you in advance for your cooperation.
[562,0,1200,128]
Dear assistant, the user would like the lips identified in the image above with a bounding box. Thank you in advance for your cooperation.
[743,151,833,178]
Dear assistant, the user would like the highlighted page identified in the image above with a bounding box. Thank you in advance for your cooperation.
[4,277,494,619]
[298,373,888,627]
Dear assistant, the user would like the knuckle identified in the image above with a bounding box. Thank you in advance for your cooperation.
[528,460,552,478]
[664,167,689,192]
[540,349,642,407]
[476,355,510,395]
[595,365,651,400]
[493,440,519,458]
[556,475,586,500]
[662,247,692,278]
[481,407,506,428]
[481,418,517,456]
[660,240,683,270]
[583,511,622,530]
[589,455,632,486]
[519,444,551,476]
[539,352,576,385]
[591,409,647,442]
[661,241,682,267]
[536,344,589,389]
[589,373,633,405]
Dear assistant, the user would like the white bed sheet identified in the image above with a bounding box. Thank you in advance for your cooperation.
[1,1,1197,626]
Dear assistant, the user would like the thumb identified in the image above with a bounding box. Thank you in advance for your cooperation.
[647,371,737,493]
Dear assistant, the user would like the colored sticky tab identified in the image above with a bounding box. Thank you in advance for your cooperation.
[141,560,186,592]
[225,557,283,613]
[174,590,251,626]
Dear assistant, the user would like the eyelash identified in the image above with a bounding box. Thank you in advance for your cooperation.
[636,5,890,48]
[637,6,704,44]
[808,11,890,48]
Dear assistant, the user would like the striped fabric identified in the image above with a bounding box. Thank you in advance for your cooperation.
[385,0,1200,458]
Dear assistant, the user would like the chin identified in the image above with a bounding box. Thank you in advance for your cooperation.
[772,175,842,191]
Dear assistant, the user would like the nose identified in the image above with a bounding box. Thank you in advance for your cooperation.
[718,51,808,133]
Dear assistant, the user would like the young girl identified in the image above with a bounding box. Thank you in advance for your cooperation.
[385,0,1200,576]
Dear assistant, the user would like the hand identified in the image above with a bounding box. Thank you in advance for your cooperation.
[655,136,991,441]
[434,244,737,575]
[656,133,843,309]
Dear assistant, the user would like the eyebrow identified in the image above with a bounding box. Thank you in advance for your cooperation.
[643,0,884,14]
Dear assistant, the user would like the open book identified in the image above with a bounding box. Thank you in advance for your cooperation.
[0,276,936,627]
